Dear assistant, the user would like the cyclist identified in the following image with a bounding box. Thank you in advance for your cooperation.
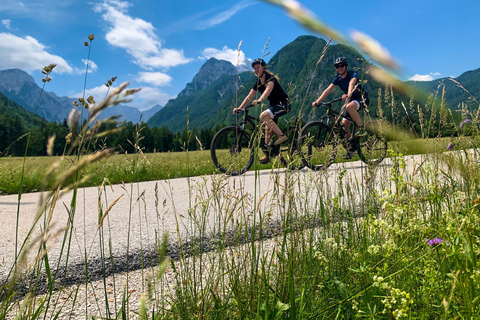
[311,57,369,158]
[234,58,291,163]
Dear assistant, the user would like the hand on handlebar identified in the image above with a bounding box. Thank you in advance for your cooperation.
[233,107,242,114]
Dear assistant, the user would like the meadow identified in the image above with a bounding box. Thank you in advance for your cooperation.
[0,137,456,196]
[2,2,480,319]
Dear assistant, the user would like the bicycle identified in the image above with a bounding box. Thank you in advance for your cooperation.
[210,104,304,175]
[298,97,388,171]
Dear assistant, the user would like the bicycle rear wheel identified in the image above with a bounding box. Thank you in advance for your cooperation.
[298,122,337,171]
[356,124,387,166]
[278,126,305,170]
[210,126,254,175]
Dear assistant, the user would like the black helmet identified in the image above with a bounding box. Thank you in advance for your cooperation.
[334,57,348,67]
[252,58,266,68]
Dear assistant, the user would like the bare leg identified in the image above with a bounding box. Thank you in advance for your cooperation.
[260,111,283,144]
[345,101,363,127]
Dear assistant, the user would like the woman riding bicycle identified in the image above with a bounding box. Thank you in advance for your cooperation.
[233,58,290,163]
[312,57,369,158]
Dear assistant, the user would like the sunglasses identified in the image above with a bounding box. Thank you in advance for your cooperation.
[335,65,346,69]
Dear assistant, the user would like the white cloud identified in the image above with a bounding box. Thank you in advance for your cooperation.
[135,87,175,110]
[0,32,73,73]
[138,72,172,86]
[162,0,256,36]
[73,59,99,74]
[408,72,441,81]
[201,46,247,67]
[93,0,192,69]
[2,19,11,29]
[196,0,255,30]
[71,84,111,101]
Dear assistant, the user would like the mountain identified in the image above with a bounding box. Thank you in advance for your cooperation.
[147,58,243,131]
[98,104,162,123]
[149,35,480,132]
[407,68,480,109]
[0,91,47,127]
[140,104,163,121]
[0,69,160,123]
[196,36,381,130]
[0,69,74,123]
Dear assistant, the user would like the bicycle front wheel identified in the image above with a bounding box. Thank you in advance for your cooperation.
[210,126,254,175]
[356,125,387,166]
[298,122,337,171]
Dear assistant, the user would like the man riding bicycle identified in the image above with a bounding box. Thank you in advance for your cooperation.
[311,57,369,159]
[234,58,291,163]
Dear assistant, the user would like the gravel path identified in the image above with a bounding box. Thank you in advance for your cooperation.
[0,156,425,318]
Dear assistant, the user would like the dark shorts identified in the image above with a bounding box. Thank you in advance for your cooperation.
[267,101,291,120]
[342,97,369,121]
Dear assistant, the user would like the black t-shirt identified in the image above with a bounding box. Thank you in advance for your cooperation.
[252,72,288,106]
[332,70,368,101]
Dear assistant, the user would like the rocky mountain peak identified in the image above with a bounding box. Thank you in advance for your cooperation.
[0,69,36,94]
[179,58,237,97]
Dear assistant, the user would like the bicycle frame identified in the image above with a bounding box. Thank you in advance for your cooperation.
[316,97,366,141]
[236,104,259,134]
[232,104,302,168]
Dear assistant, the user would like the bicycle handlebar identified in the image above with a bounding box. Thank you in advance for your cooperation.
[234,103,254,114]
[314,97,343,107]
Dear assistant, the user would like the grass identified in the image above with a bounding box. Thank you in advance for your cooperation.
[2,2,480,319]
[0,136,456,195]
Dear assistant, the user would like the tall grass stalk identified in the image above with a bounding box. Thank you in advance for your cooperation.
[4,2,480,320]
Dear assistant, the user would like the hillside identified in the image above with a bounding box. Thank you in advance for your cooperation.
[203,36,382,129]
[148,35,480,132]
[408,68,480,109]
[0,91,47,127]
[0,69,161,123]
[0,91,47,155]
[147,58,242,131]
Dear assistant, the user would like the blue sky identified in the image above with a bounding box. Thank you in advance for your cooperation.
[0,0,479,111]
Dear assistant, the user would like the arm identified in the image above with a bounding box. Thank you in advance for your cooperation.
[343,77,358,102]
[312,83,336,107]
[233,89,256,113]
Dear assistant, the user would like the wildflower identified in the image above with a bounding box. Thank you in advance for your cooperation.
[426,237,443,246]
[460,118,471,129]
[65,133,72,144]
[105,76,117,88]
[88,33,95,41]
[41,75,52,83]
[447,143,456,151]
[84,41,89,47]
[41,63,57,74]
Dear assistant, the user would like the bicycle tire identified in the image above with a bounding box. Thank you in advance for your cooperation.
[356,127,387,166]
[210,126,254,175]
[298,122,338,171]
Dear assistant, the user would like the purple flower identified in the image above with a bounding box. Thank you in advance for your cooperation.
[426,237,443,246]
[460,118,471,129]
[447,143,456,151]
